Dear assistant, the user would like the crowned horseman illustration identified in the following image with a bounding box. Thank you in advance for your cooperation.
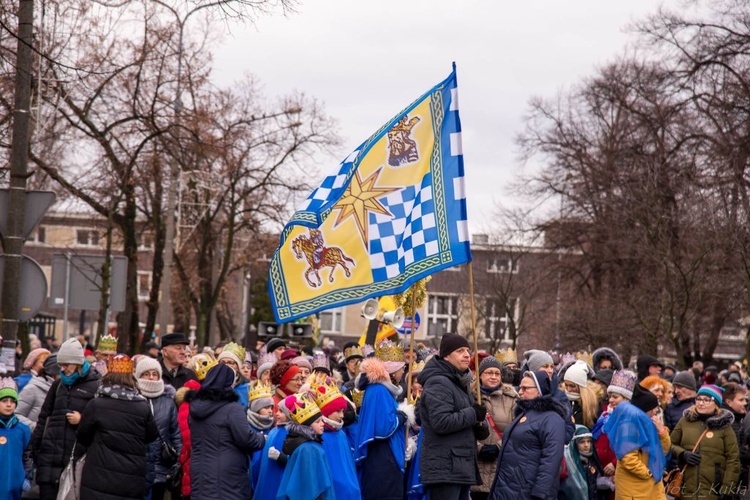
[292,228,356,287]
[387,115,421,166]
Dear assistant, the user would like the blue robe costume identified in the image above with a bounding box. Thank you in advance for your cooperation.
[253,425,288,500]
[406,429,427,500]
[321,427,360,499]
[249,425,272,492]
[354,382,406,500]
[0,415,31,500]
[234,382,249,409]
[276,441,335,500]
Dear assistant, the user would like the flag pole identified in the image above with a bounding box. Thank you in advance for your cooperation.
[406,284,418,444]
[468,262,480,402]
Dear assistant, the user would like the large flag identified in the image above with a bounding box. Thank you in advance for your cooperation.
[268,64,471,322]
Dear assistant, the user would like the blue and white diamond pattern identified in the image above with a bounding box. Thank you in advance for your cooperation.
[296,150,359,212]
[369,173,439,282]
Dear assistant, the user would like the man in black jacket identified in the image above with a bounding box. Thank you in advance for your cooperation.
[159,333,197,390]
[418,333,489,500]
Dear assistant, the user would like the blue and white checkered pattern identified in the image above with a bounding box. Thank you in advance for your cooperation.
[296,150,359,212]
[368,172,439,281]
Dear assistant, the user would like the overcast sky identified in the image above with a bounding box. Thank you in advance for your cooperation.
[212,0,681,234]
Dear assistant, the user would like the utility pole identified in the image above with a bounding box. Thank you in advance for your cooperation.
[1,0,35,357]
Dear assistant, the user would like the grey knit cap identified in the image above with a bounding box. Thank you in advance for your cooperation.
[479,356,502,376]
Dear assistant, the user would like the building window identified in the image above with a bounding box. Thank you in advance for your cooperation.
[76,229,100,247]
[319,308,343,334]
[427,294,459,335]
[27,226,46,244]
[139,233,154,250]
[484,297,517,341]
[138,272,152,300]
[486,257,519,274]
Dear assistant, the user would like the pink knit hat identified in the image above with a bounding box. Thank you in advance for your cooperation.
[24,348,51,370]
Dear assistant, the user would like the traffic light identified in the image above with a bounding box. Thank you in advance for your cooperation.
[257,322,279,337]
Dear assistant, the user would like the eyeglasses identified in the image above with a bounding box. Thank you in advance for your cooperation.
[517,385,538,392]
[695,397,713,404]
[290,377,305,383]
[483,370,502,377]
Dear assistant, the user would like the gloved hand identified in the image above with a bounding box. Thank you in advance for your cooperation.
[683,451,701,466]
[22,480,31,492]
[477,443,500,461]
[268,446,281,461]
[472,403,487,422]
[405,436,417,462]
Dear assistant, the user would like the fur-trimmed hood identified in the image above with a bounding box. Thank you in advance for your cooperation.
[358,357,390,384]
[592,347,623,372]
[514,394,568,420]
[682,407,735,430]
[174,379,201,406]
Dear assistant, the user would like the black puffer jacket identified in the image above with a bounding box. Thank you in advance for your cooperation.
[418,357,489,486]
[187,387,266,500]
[77,385,159,500]
[145,385,181,488]
[31,368,101,485]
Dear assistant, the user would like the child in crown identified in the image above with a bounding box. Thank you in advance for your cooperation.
[246,381,275,494]
[275,391,335,500]
[0,378,31,500]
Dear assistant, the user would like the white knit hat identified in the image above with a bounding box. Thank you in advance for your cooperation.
[57,338,85,365]
[135,356,162,379]
[217,349,243,369]
[564,360,589,387]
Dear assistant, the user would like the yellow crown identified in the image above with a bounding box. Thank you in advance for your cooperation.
[496,348,517,364]
[351,388,365,408]
[309,373,344,410]
[190,353,217,381]
[344,345,363,360]
[375,339,404,363]
[106,354,134,374]
[410,360,426,373]
[248,381,274,402]
[576,351,593,367]
[222,342,247,364]
[284,391,322,425]
[97,334,118,353]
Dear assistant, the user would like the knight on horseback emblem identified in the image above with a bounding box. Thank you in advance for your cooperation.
[292,229,356,288]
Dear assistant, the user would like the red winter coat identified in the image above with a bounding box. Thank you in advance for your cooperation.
[177,379,201,496]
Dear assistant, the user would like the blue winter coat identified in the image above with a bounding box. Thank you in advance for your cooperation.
[188,387,265,500]
[145,385,181,489]
[0,416,31,500]
[254,425,288,500]
[489,394,567,500]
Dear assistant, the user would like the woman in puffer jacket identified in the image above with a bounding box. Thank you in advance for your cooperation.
[489,370,567,500]
[472,356,517,500]
[31,339,101,500]
[16,354,60,432]
[136,357,181,500]
[671,385,740,499]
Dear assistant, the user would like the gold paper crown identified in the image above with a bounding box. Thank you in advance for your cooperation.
[309,373,344,409]
[222,342,247,365]
[106,354,134,374]
[496,348,517,364]
[576,351,593,367]
[97,334,117,353]
[351,388,365,408]
[248,381,274,402]
[285,391,322,425]
[344,345,363,360]
[375,339,404,363]
[410,360,426,373]
[190,353,217,381]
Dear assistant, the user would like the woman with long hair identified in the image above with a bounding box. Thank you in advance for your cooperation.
[77,355,159,499]
[563,360,601,430]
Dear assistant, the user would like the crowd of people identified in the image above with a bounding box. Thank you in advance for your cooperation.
[1,331,749,499]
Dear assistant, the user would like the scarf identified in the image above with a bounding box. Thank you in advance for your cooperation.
[0,414,18,429]
[96,384,147,402]
[323,416,344,431]
[247,410,275,430]
[377,379,403,399]
[61,361,91,386]
[481,384,501,396]
[603,401,665,482]
[591,410,611,440]
[138,378,165,398]
[566,391,581,401]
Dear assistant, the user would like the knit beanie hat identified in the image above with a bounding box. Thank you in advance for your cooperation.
[564,360,590,387]
[524,349,554,373]
[607,370,637,400]
[0,377,18,403]
[439,334,470,358]
[23,348,51,370]
[265,338,286,354]
[478,356,502,376]
[291,356,312,372]
[631,383,659,413]
[257,353,277,380]
[280,349,300,361]
[672,370,697,391]
[42,355,60,377]
[57,338,85,365]
[248,383,275,413]
[135,356,163,379]
[697,384,723,406]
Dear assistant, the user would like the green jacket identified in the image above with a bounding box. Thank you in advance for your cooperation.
[671,407,740,499]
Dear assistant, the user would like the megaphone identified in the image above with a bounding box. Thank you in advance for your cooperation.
[382,307,405,329]
[361,299,379,320]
